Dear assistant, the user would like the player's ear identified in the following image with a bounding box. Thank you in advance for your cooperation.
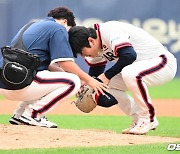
[63,19,68,24]
[88,37,95,46]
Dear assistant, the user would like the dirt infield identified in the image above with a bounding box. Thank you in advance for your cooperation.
[0,99,179,149]
[0,99,180,116]
[0,125,180,150]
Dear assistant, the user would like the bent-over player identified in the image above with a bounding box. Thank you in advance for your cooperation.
[0,7,107,128]
[68,21,177,135]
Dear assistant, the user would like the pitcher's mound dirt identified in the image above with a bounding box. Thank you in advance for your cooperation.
[0,125,180,149]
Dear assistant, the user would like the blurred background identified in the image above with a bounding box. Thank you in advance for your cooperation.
[0,0,180,77]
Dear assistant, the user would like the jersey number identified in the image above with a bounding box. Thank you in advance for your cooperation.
[103,52,117,61]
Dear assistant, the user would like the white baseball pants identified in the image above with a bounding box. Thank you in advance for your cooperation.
[108,53,177,122]
[1,70,81,117]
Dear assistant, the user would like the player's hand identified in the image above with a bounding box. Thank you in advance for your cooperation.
[76,81,86,97]
[98,73,110,85]
[86,77,109,95]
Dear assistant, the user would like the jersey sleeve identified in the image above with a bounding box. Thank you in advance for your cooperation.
[85,56,107,67]
[110,30,132,56]
[49,29,74,64]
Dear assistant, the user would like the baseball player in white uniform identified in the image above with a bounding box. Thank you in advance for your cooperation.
[68,21,177,135]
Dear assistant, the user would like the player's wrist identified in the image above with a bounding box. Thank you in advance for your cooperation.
[98,73,110,85]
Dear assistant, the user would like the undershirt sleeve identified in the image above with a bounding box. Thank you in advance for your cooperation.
[104,46,137,79]
[88,65,106,77]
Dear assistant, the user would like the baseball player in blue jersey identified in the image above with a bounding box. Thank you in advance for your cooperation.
[68,21,177,135]
[0,7,108,128]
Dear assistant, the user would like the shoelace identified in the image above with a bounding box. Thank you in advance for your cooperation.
[35,116,48,122]
[136,121,147,128]
[130,119,138,128]
[41,116,48,121]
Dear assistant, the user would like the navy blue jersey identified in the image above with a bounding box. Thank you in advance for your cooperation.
[10,17,74,70]
[0,17,74,89]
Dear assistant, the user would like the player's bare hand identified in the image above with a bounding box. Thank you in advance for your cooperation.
[76,81,86,97]
[87,77,109,95]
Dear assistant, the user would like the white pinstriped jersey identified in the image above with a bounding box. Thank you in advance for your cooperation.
[85,21,177,124]
[85,21,170,66]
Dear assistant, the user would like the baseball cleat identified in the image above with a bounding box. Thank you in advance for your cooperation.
[19,115,58,128]
[128,118,159,135]
[122,119,137,134]
[9,114,28,125]
[150,118,159,131]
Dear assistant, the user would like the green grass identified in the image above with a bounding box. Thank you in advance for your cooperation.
[0,95,4,100]
[0,115,179,153]
[1,115,180,138]
[148,78,180,98]
[0,79,179,153]
[49,115,180,137]
[31,115,180,138]
[0,143,175,154]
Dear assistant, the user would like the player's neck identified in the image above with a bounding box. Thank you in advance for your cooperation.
[55,19,71,31]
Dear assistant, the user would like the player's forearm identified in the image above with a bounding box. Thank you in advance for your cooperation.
[48,63,64,72]
[98,73,110,85]
[58,61,92,82]
[88,65,105,77]
[58,61,109,95]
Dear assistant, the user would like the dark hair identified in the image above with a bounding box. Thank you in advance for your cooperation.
[48,6,76,26]
[68,26,97,57]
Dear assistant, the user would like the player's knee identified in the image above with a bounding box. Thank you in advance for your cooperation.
[121,66,136,83]
[73,74,81,88]
[94,92,118,107]
[70,74,81,95]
